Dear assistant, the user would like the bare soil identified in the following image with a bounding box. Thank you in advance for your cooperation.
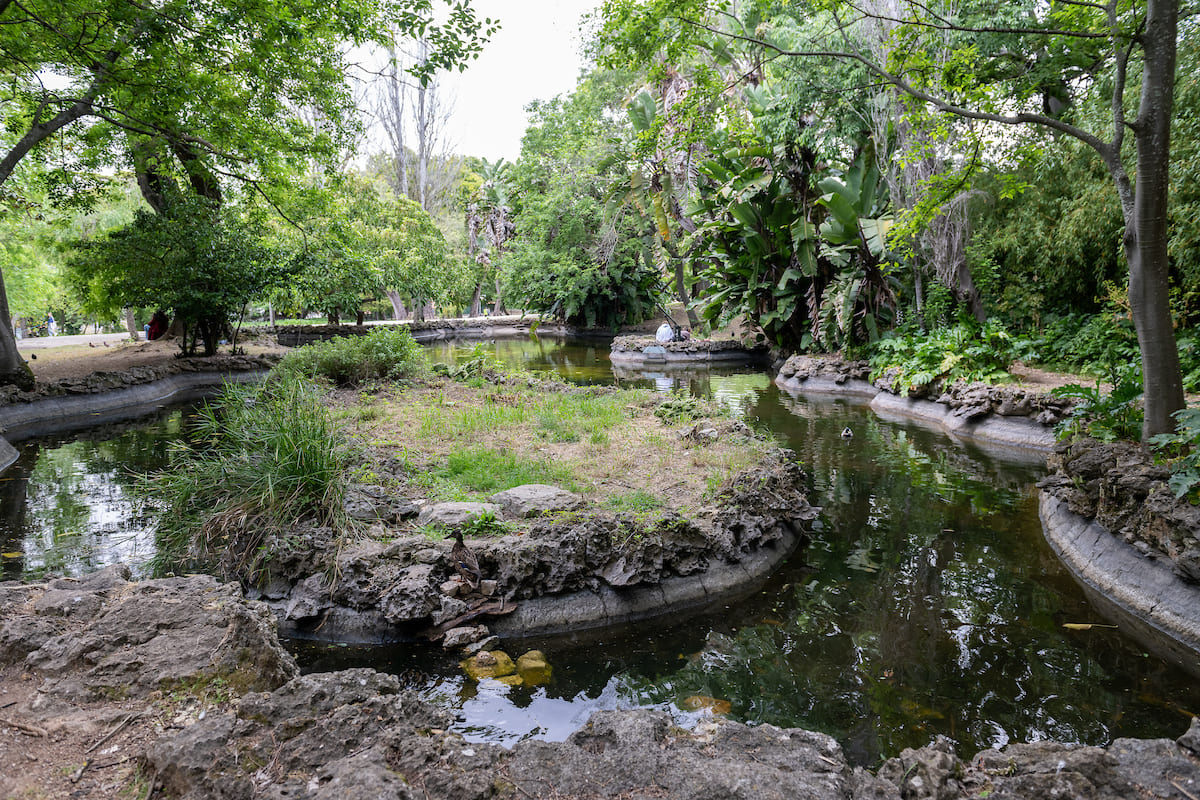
[20,336,287,385]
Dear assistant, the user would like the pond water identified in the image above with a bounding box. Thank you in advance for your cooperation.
[4,337,1198,765]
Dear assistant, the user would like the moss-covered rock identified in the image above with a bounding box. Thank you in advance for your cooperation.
[461,650,516,680]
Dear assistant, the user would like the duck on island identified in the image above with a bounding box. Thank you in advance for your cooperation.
[446,529,482,590]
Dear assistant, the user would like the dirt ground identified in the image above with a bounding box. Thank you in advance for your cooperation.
[20,336,286,385]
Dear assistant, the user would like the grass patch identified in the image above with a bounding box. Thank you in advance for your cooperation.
[602,490,665,513]
[339,375,775,523]
[430,446,576,498]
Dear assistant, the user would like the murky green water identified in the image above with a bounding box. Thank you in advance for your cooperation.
[5,337,1199,764]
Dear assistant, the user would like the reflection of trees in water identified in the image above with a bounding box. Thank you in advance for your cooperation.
[611,386,1200,764]
[0,409,191,580]
[0,444,37,580]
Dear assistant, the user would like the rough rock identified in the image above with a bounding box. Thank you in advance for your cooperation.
[417,501,502,527]
[461,650,516,680]
[515,650,552,685]
[1042,437,1200,581]
[15,573,297,701]
[442,624,490,649]
[491,484,584,518]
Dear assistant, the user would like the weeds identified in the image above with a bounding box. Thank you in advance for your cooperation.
[1052,364,1143,442]
[1150,407,1200,500]
[868,321,1015,392]
[146,374,358,576]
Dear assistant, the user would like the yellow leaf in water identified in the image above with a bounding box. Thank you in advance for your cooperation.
[1062,623,1118,631]
[682,695,732,715]
[1,552,23,558]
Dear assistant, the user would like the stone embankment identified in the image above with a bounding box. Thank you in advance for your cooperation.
[252,448,817,647]
[0,353,277,470]
[610,334,771,366]
[1040,437,1200,675]
[3,568,1198,798]
[275,316,577,347]
[774,354,1073,453]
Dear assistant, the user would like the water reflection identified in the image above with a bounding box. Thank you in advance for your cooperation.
[0,408,192,580]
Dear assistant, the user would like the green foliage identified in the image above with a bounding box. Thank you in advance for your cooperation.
[429,446,576,498]
[501,70,661,330]
[1014,310,1138,377]
[458,508,513,537]
[148,375,358,576]
[693,134,897,352]
[1149,408,1200,501]
[1052,366,1144,443]
[868,321,1015,392]
[276,326,425,386]
[653,392,714,423]
[67,196,290,356]
[602,490,665,514]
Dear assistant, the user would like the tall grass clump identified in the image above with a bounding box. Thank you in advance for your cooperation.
[148,375,359,577]
[276,326,424,385]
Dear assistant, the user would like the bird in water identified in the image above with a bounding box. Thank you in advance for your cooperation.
[841,426,853,439]
[446,529,482,590]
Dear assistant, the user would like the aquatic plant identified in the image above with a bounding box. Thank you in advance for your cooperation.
[148,375,358,576]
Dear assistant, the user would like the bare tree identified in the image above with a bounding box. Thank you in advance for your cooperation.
[377,39,462,217]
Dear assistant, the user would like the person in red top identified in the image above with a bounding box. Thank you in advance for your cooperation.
[147,310,169,340]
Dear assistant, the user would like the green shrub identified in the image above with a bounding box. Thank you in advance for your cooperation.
[1051,365,1144,442]
[148,375,359,576]
[277,326,424,385]
[1150,407,1200,500]
[868,321,1015,392]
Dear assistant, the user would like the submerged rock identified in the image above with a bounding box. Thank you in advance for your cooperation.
[461,650,516,680]
[515,650,552,686]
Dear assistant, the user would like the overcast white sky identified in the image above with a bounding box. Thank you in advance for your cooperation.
[438,0,602,162]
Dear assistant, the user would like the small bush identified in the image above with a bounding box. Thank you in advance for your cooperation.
[277,326,424,385]
[1051,365,1144,442]
[868,321,1015,392]
[1150,407,1200,500]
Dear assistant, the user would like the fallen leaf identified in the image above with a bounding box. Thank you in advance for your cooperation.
[1062,623,1118,631]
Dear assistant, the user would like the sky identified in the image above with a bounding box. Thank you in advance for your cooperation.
[438,0,603,162]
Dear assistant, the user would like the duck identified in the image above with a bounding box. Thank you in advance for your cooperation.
[446,530,482,589]
[841,426,853,439]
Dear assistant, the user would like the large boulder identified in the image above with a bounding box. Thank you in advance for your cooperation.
[14,571,296,702]
[491,484,584,518]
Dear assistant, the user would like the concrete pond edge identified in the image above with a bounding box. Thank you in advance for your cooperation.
[0,368,268,471]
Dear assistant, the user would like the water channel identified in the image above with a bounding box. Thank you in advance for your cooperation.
[3,336,1198,766]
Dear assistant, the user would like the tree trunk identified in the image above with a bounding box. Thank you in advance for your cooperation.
[1129,0,1184,439]
[468,282,483,317]
[492,278,505,316]
[386,290,408,320]
[0,267,33,391]
[125,308,139,339]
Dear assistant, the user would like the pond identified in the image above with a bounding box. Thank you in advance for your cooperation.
[3,336,1198,766]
